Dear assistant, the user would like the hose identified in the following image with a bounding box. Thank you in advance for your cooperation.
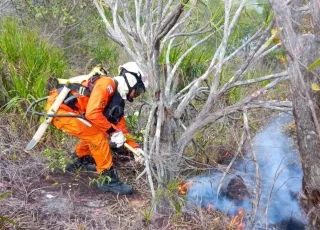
[26,96,83,118]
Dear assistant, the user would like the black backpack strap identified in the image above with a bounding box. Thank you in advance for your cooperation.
[103,84,125,125]
[64,94,79,104]
[56,83,90,111]
[66,83,91,96]
[87,74,109,92]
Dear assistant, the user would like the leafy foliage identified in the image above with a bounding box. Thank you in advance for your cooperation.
[91,37,120,74]
[88,173,111,186]
[42,148,69,172]
[125,111,145,143]
[308,58,320,72]
[0,18,68,108]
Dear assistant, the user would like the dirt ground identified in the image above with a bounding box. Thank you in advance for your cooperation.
[0,153,161,229]
[0,115,233,230]
[1,112,308,230]
[0,115,170,230]
[0,155,230,230]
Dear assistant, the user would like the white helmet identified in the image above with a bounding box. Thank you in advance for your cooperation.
[117,62,148,102]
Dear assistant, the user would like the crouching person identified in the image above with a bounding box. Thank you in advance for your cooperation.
[45,62,147,195]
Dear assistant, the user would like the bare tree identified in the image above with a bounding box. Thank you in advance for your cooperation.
[269,0,320,229]
[94,0,291,211]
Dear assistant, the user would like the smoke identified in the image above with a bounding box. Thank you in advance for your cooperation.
[185,113,307,227]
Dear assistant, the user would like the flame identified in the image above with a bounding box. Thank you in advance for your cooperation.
[178,180,195,195]
[224,151,229,156]
[230,209,245,230]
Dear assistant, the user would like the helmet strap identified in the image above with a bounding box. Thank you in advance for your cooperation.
[120,69,143,102]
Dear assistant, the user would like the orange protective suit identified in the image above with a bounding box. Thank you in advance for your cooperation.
[46,76,139,173]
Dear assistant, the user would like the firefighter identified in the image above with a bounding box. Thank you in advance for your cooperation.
[45,62,147,195]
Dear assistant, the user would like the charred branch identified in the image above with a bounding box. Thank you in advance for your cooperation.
[155,1,187,44]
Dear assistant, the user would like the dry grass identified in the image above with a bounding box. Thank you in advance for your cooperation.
[0,114,237,230]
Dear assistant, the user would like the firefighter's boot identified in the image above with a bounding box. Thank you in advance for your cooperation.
[66,153,96,172]
[97,166,133,195]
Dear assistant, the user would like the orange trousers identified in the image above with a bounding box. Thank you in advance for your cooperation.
[52,109,112,173]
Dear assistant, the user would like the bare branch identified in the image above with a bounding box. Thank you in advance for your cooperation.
[165,33,214,101]
[226,71,288,89]
[177,76,289,151]
[155,102,164,162]
[0,0,10,11]
[173,24,271,108]
[162,0,175,17]
[210,0,233,91]
[223,27,264,63]
[93,0,116,38]
[216,131,246,198]
[249,100,292,111]
[243,108,260,229]
[134,0,143,41]
[165,38,175,83]
[264,156,298,229]
[160,4,196,52]
[155,2,186,44]
[155,0,164,34]
[167,22,211,39]
[212,0,254,93]
[142,102,157,197]
[174,0,257,117]
[253,43,282,64]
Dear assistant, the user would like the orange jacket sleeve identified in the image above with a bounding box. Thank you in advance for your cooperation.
[85,77,116,134]
[116,116,139,148]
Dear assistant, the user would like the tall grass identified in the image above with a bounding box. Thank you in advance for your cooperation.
[0,18,68,109]
[91,37,120,74]
[159,42,212,91]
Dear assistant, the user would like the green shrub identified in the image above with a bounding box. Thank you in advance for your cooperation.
[42,147,69,172]
[159,43,212,91]
[0,18,68,109]
[91,38,120,74]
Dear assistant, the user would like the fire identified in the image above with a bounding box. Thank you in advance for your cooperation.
[230,209,245,230]
[178,180,195,195]
[224,151,229,156]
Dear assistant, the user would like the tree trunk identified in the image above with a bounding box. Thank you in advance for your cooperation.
[291,35,320,230]
[270,1,320,228]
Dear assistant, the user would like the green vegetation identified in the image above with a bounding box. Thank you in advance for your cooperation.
[88,173,111,187]
[0,0,295,228]
[42,147,69,172]
[125,111,145,143]
[0,18,68,109]
[0,0,122,111]
[18,0,121,73]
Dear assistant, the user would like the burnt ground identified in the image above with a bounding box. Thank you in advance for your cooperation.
[0,115,171,230]
[4,113,302,230]
[0,153,161,229]
[0,112,308,230]
[0,115,233,230]
[0,154,231,230]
